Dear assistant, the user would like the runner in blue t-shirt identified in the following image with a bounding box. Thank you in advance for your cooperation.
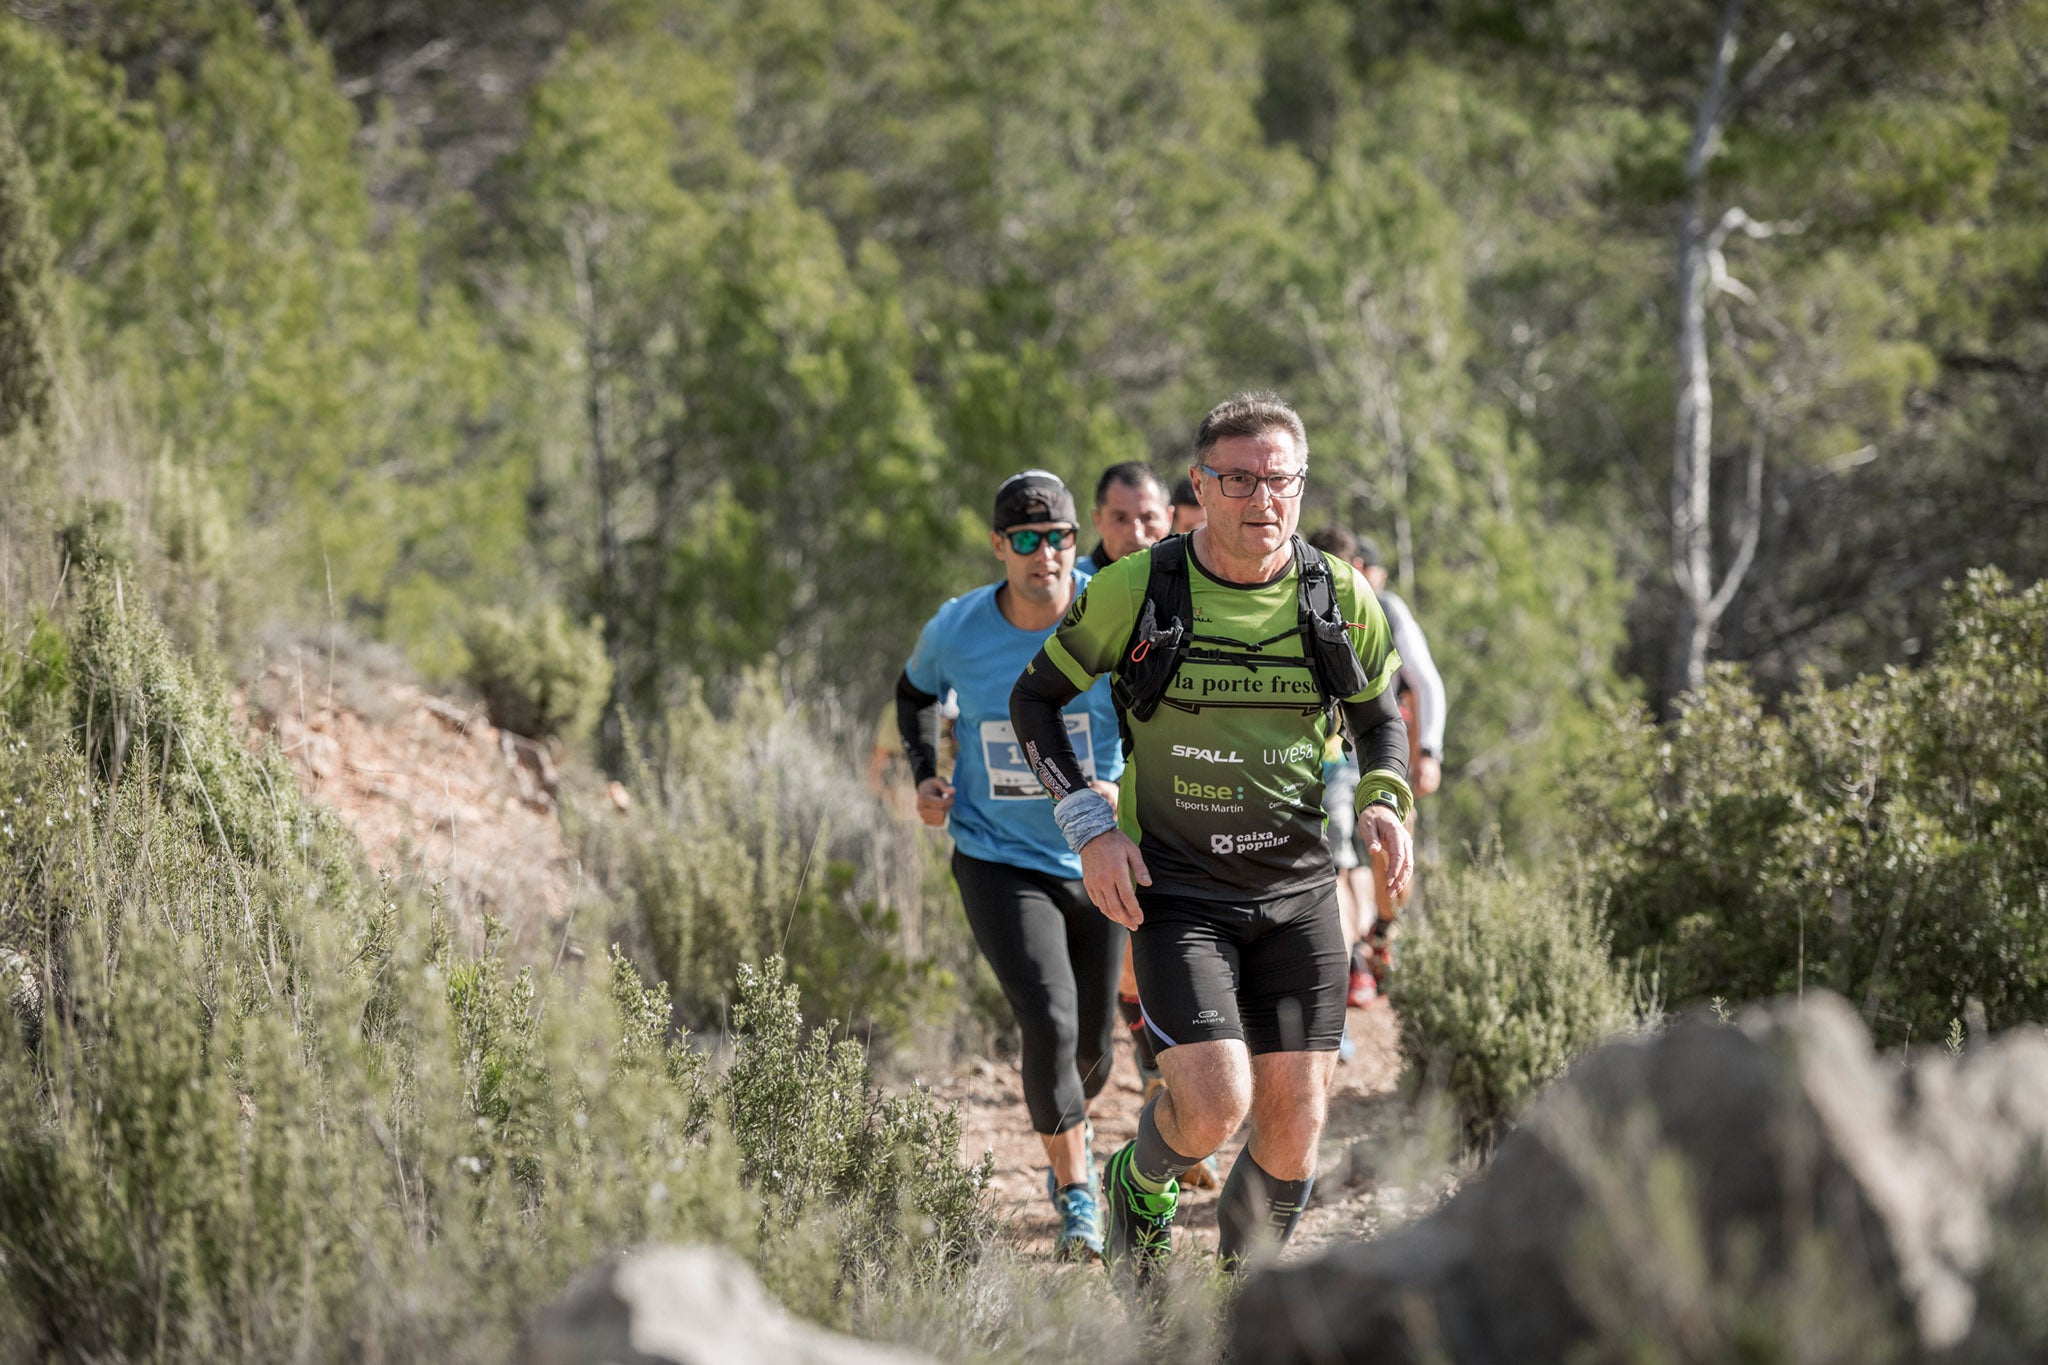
[895,470,1125,1262]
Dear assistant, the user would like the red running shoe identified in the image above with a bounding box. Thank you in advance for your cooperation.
[1368,937,1396,991]
[1347,966,1377,1009]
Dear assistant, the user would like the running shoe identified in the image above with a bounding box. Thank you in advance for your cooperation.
[1347,965,1376,1009]
[1348,940,1376,1007]
[1102,1141,1178,1282]
[1338,1023,1357,1064]
[1046,1171,1105,1262]
[1368,935,1396,993]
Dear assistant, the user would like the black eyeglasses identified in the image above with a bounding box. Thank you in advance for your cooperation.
[1003,526,1077,554]
[1199,464,1308,499]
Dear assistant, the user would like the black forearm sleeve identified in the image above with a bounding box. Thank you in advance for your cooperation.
[895,671,943,785]
[1010,648,1089,801]
[1339,687,1410,798]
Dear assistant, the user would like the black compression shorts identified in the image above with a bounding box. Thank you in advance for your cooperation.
[1129,880,1347,1055]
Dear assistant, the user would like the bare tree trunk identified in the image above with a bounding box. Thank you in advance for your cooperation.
[567,219,630,772]
[1669,0,1746,702]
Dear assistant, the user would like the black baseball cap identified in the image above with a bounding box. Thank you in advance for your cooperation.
[1355,535,1383,567]
[992,470,1077,529]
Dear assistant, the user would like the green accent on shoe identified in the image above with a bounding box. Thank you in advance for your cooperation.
[1102,1142,1177,1282]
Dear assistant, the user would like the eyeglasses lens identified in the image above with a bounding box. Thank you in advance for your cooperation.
[1209,470,1305,498]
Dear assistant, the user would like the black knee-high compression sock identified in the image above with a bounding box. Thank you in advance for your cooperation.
[1216,1150,1315,1266]
[1118,993,1160,1073]
[1130,1093,1200,1193]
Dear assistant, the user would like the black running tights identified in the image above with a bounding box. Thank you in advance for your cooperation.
[952,849,1126,1135]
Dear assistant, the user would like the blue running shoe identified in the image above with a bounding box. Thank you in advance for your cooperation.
[1101,1140,1178,1284]
[1046,1171,1105,1262]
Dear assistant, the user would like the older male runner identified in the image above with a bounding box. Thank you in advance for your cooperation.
[1011,393,1413,1278]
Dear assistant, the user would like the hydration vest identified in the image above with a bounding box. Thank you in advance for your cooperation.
[1109,534,1374,731]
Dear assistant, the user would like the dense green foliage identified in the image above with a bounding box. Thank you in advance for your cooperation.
[0,104,57,460]
[0,566,992,1360]
[1578,571,2048,1049]
[23,0,2042,855]
[462,601,613,741]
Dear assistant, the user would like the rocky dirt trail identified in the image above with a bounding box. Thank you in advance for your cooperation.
[932,1001,1446,1261]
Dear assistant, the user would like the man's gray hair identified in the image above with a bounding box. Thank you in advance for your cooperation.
[1194,391,1308,462]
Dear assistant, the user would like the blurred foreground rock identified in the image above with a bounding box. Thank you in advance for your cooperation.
[1235,991,2048,1363]
[520,1244,932,1365]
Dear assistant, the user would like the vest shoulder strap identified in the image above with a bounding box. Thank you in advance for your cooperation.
[1111,534,1193,723]
[1293,535,1375,708]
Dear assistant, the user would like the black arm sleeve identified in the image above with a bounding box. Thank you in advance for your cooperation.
[1009,648,1089,801]
[1339,687,1410,804]
[894,671,943,785]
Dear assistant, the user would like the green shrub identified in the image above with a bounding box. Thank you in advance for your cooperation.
[1577,571,2048,1046]
[723,958,992,1305]
[1392,858,1639,1146]
[573,672,986,1054]
[0,609,66,733]
[460,602,612,742]
[0,566,993,1361]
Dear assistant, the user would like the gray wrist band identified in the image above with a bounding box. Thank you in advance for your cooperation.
[1052,789,1119,854]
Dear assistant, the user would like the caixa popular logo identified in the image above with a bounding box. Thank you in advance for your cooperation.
[1210,830,1289,855]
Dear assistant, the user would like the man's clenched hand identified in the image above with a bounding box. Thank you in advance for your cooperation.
[1080,829,1151,930]
[915,776,955,828]
[1361,804,1413,902]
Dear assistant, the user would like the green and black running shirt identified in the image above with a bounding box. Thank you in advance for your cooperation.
[1028,542,1405,901]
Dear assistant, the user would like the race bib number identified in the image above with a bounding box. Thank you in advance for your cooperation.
[982,716,1096,800]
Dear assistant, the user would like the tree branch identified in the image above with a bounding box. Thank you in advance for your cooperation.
[1730,29,1797,113]
[1707,426,1766,623]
